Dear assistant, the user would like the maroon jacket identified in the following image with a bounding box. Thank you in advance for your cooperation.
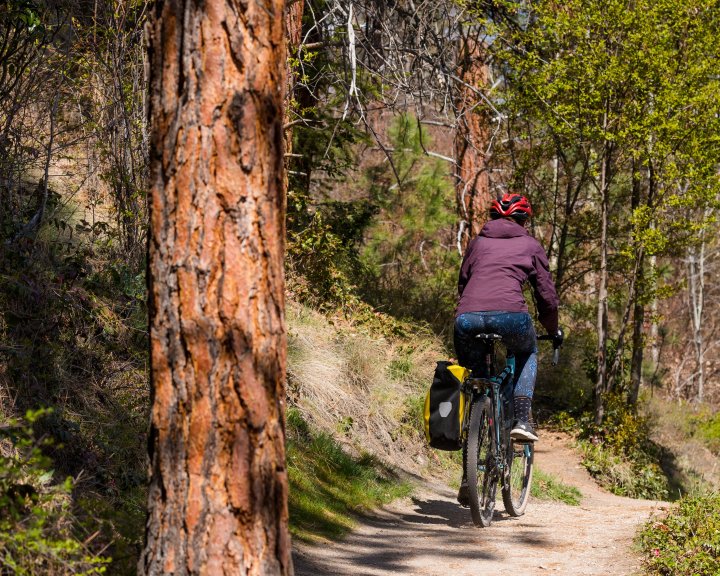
[456,218,559,333]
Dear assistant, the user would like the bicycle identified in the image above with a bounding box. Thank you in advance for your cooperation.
[460,332,560,527]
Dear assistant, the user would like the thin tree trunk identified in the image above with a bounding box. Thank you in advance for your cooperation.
[646,162,659,392]
[629,297,644,406]
[606,251,642,394]
[284,0,304,142]
[629,159,644,406]
[688,237,706,403]
[650,259,659,369]
[594,122,610,425]
[554,153,589,296]
[142,0,292,573]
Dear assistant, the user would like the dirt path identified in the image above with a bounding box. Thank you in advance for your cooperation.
[292,433,667,576]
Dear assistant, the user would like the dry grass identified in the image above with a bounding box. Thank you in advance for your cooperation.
[286,301,448,475]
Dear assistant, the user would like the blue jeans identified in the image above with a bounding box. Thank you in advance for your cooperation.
[454,311,538,398]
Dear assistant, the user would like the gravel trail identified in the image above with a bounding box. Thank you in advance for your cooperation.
[293,433,666,576]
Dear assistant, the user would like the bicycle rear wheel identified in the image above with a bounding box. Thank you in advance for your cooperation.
[502,440,534,516]
[466,397,497,527]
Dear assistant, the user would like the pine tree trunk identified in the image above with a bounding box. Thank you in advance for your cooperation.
[142,0,292,573]
[284,0,304,142]
[455,35,490,251]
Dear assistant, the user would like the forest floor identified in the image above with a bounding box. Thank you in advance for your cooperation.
[292,432,666,576]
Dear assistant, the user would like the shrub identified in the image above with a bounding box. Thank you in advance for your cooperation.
[690,411,720,455]
[548,396,670,500]
[0,410,108,574]
[638,494,720,575]
[580,441,668,500]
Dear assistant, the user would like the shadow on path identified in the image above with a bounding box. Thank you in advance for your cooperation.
[293,494,501,575]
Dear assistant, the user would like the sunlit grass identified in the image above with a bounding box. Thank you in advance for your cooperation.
[286,408,412,542]
[531,468,582,505]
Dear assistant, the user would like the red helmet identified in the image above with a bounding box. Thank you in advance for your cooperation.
[490,193,533,222]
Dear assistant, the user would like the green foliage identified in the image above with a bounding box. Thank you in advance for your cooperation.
[688,411,720,455]
[487,0,720,418]
[0,409,108,574]
[287,112,459,338]
[579,441,669,500]
[531,469,582,506]
[359,114,459,335]
[287,202,372,310]
[638,494,720,575]
[284,1,372,310]
[535,326,595,411]
[398,393,426,443]
[286,408,412,542]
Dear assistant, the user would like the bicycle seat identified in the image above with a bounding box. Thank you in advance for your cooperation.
[475,333,502,340]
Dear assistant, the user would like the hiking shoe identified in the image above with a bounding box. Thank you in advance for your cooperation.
[457,482,470,507]
[510,420,539,443]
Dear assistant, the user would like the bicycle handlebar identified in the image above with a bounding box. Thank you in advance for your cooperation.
[537,334,561,366]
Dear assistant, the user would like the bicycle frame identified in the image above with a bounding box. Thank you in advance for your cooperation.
[461,332,558,526]
[461,339,514,471]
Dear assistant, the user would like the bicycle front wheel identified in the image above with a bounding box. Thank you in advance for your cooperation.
[502,440,534,516]
[466,397,497,527]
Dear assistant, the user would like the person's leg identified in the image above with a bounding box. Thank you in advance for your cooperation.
[513,342,538,432]
[484,312,539,441]
[453,313,491,376]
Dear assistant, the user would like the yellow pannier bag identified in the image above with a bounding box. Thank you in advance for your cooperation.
[424,362,469,450]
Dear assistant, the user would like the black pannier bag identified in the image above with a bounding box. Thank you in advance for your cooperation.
[424,361,469,450]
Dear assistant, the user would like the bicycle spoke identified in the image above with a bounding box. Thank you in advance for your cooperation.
[465,397,497,527]
[502,439,534,516]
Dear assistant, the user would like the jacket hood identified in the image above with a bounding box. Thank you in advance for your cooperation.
[479,218,529,239]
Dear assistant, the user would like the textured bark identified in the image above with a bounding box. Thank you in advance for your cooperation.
[142,0,292,573]
[284,0,304,138]
[455,37,491,250]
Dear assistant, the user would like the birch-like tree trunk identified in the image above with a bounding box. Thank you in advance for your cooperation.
[649,259,660,370]
[688,237,706,403]
[594,121,611,425]
[142,0,292,573]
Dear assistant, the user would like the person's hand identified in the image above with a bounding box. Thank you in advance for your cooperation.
[552,327,564,347]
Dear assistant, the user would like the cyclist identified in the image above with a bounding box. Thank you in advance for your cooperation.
[454,193,562,446]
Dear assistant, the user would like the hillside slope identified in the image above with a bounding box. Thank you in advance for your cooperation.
[287,302,448,476]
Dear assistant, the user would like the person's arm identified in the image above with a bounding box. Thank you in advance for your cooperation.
[458,238,477,297]
[530,245,559,334]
